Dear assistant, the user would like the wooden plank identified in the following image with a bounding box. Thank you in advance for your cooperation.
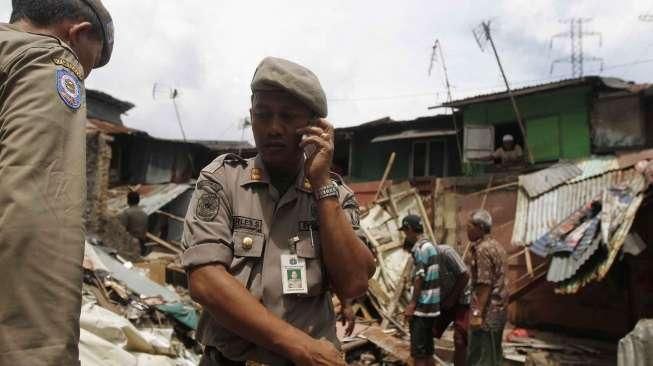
[525,247,534,277]
[509,262,548,303]
[380,260,412,329]
[145,232,182,254]
[414,191,436,244]
[373,152,396,202]
[377,241,403,253]
[156,210,185,223]
[467,181,518,196]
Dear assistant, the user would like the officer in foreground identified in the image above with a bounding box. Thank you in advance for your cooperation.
[182,57,376,365]
[0,1,113,365]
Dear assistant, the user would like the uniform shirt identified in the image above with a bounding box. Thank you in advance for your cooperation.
[437,244,470,306]
[470,236,509,331]
[493,145,523,165]
[120,205,148,240]
[411,238,440,317]
[0,23,87,365]
[181,154,362,364]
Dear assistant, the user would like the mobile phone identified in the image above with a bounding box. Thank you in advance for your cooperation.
[302,118,318,159]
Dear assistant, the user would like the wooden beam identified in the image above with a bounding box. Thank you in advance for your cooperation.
[373,152,396,202]
[156,210,185,223]
[381,260,412,329]
[467,181,518,196]
[145,232,182,254]
[414,191,436,244]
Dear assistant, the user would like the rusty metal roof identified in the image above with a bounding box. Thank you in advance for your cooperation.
[86,118,143,135]
[108,183,192,215]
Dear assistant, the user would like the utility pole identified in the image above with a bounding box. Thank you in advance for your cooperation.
[550,18,603,77]
[473,21,533,164]
[429,39,462,162]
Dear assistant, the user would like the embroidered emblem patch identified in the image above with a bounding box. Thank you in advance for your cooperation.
[56,69,82,110]
[196,192,219,221]
[51,57,84,79]
[195,180,223,221]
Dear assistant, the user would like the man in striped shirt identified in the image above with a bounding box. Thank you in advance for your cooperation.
[401,215,439,366]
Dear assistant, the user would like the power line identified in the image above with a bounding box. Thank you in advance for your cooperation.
[325,57,653,104]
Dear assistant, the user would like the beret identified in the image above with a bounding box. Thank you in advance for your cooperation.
[81,0,113,68]
[251,57,327,117]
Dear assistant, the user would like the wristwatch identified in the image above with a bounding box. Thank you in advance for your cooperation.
[314,182,339,201]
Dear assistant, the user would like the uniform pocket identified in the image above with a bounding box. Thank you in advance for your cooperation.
[296,236,325,296]
[233,230,265,258]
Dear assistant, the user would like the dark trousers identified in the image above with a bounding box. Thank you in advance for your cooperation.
[432,304,469,366]
[467,326,504,366]
[199,347,246,366]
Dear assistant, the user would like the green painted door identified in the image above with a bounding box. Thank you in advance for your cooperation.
[527,116,560,162]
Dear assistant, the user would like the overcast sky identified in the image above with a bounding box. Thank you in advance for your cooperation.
[2,1,652,142]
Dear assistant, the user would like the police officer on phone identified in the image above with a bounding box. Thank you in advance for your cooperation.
[182,57,376,365]
[0,1,113,365]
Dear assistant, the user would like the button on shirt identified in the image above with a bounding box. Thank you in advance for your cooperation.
[411,238,440,317]
[181,154,362,364]
[470,236,509,330]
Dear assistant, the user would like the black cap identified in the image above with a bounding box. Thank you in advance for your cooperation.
[81,0,113,68]
[399,214,422,231]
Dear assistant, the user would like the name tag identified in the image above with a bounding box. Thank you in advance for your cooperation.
[281,254,308,295]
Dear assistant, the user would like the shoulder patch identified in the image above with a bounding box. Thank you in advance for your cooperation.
[56,68,83,110]
[51,57,84,80]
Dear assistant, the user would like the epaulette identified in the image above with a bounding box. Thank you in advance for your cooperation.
[223,153,248,168]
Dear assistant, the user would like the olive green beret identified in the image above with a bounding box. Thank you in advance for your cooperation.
[81,0,113,68]
[251,57,328,118]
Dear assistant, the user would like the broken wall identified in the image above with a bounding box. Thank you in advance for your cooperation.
[85,131,113,235]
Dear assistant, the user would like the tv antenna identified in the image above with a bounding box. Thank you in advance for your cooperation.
[429,39,462,161]
[152,83,188,141]
[473,20,533,164]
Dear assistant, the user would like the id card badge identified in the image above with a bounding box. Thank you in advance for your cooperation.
[281,254,308,295]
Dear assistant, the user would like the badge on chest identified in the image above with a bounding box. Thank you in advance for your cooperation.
[281,236,308,294]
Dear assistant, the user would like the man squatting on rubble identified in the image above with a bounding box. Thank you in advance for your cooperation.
[466,209,509,366]
[0,1,113,365]
[181,57,376,365]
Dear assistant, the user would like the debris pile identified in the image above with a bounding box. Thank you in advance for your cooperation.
[81,240,200,365]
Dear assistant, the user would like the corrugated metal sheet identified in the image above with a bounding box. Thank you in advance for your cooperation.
[108,183,192,215]
[567,156,620,183]
[519,163,582,198]
[86,118,142,135]
[512,169,631,246]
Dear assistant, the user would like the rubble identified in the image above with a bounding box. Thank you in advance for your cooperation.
[80,241,200,366]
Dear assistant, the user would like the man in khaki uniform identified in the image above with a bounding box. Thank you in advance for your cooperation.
[0,1,113,365]
[182,57,376,365]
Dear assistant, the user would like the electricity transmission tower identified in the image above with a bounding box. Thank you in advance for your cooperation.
[152,83,188,141]
[550,18,603,77]
[473,20,534,164]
